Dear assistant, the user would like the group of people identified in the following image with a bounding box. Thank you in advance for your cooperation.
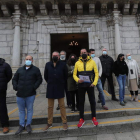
[0,47,139,135]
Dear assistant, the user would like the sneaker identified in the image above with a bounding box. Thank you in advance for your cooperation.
[135,96,138,102]
[3,127,9,134]
[120,101,125,106]
[92,117,98,126]
[77,118,85,128]
[68,104,72,109]
[15,125,25,135]
[26,124,32,133]
[71,108,75,113]
[102,105,108,110]
[43,124,52,131]
[123,100,127,103]
[131,95,134,101]
[63,123,68,131]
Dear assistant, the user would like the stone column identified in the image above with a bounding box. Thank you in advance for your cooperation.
[12,7,21,67]
[113,11,122,58]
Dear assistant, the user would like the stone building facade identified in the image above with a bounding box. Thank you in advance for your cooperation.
[0,0,140,96]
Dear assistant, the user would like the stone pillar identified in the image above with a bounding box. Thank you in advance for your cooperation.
[113,11,122,58]
[12,6,21,67]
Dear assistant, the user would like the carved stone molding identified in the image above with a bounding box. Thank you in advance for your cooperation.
[106,14,113,27]
[113,11,122,26]
[101,4,107,15]
[136,14,140,26]
[61,15,77,23]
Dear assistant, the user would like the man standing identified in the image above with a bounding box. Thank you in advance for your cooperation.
[89,49,108,110]
[73,48,99,128]
[0,58,12,134]
[59,50,71,108]
[12,55,42,135]
[99,48,118,101]
[44,51,68,131]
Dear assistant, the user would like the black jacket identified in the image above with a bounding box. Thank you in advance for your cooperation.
[113,60,128,77]
[12,65,42,97]
[0,58,12,94]
[44,61,68,99]
[99,55,114,76]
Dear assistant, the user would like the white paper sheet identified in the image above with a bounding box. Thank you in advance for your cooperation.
[79,75,91,83]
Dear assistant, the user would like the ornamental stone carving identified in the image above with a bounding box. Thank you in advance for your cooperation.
[61,15,77,23]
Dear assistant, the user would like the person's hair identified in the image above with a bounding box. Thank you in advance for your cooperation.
[102,48,107,51]
[52,51,60,56]
[89,49,95,53]
[60,50,66,55]
[80,48,87,53]
[67,54,77,66]
[117,53,124,64]
[26,55,33,60]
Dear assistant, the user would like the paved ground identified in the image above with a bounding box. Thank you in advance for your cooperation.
[7,89,140,119]
[46,131,140,140]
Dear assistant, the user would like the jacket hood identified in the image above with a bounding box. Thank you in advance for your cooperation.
[0,58,5,65]
[79,56,92,62]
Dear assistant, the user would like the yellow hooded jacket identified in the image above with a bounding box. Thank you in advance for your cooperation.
[73,56,99,86]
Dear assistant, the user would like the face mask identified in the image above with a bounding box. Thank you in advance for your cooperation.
[25,60,32,66]
[60,55,66,60]
[52,56,58,62]
[103,51,107,55]
[82,54,87,59]
[91,54,95,58]
[122,58,125,61]
[127,56,131,60]
[71,58,75,64]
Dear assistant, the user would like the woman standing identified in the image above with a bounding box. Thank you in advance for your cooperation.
[126,54,140,102]
[114,54,128,106]
[67,54,79,113]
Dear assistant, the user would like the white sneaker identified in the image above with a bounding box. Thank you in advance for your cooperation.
[135,96,138,102]
[131,95,134,101]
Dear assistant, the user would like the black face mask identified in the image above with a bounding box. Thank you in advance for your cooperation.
[82,54,87,59]
[71,58,75,64]
[52,56,58,62]
[122,58,125,61]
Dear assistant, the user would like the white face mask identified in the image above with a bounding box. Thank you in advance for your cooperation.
[60,55,66,60]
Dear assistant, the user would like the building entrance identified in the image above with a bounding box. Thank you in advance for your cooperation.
[51,33,89,59]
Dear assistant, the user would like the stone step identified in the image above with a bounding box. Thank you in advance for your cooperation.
[1,115,140,140]
[7,108,140,127]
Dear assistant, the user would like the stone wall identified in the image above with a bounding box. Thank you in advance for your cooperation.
[0,15,140,96]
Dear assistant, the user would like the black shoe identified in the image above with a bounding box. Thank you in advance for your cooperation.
[112,98,119,101]
[68,104,72,109]
[97,99,101,103]
[71,108,75,113]
[56,105,60,110]
[15,125,25,135]
[26,124,32,134]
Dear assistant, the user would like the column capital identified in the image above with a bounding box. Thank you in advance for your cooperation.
[12,12,21,26]
[113,11,122,25]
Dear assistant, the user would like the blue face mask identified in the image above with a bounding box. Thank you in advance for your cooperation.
[91,54,95,58]
[127,56,131,60]
[103,51,107,55]
[25,60,32,66]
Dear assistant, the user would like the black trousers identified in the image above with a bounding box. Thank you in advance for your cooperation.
[0,92,9,128]
[69,90,79,109]
[130,91,138,96]
[78,87,96,119]
[65,84,72,106]
[101,75,116,99]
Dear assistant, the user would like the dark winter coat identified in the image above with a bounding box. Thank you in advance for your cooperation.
[99,55,114,76]
[44,61,68,99]
[67,64,77,91]
[113,60,128,77]
[12,65,42,97]
[0,58,12,95]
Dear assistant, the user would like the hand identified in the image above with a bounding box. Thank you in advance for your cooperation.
[90,84,95,87]
[78,79,84,83]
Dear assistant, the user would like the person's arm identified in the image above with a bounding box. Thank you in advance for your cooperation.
[34,68,43,90]
[67,65,73,77]
[73,62,80,82]
[92,61,99,86]
[44,63,48,82]
[12,69,19,91]
[113,61,117,76]
[98,59,102,77]
[111,57,115,73]
[5,63,12,83]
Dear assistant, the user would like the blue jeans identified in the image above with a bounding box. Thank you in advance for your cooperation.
[96,78,105,106]
[117,75,126,102]
[17,95,35,127]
